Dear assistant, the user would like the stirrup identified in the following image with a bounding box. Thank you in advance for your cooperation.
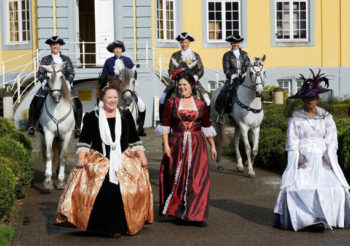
[216,114,225,124]
[27,126,36,137]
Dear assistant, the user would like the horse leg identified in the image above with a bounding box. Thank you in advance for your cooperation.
[241,126,255,177]
[214,122,223,169]
[43,131,55,191]
[56,131,73,190]
[234,127,244,172]
[251,127,260,165]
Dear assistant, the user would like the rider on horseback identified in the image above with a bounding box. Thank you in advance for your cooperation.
[101,40,147,136]
[27,36,83,138]
[159,32,210,114]
[215,34,250,124]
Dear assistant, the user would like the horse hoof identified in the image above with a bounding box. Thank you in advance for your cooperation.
[236,166,244,172]
[56,181,66,190]
[217,166,224,170]
[248,172,256,178]
[44,180,54,191]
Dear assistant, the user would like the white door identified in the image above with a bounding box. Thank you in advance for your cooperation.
[95,0,114,66]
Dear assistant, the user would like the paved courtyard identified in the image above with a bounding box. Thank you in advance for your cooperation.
[13,128,350,246]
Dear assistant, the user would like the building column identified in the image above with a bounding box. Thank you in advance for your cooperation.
[3,93,14,121]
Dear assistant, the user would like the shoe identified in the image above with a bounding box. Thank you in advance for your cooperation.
[138,128,147,137]
[74,129,81,139]
[27,127,36,137]
[194,221,207,227]
[304,221,326,233]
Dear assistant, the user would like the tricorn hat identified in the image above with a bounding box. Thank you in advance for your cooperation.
[45,36,65,45]
[107,40,126,53]
[176,32,195,42]
[289,69,332,99]
[225,34,244,43]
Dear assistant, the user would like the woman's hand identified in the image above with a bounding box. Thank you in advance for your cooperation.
[164,143,172,159]
[211,145,217,160]
[77,151,88,168]
[136,150,148,168]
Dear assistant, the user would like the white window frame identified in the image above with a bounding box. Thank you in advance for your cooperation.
[274,0,309,42]
[278,79,292,95]
[156,0,177,42]
[5,0,30,45]
[206,0,241,43]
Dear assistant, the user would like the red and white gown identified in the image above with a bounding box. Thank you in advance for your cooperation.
[156,96,216,222]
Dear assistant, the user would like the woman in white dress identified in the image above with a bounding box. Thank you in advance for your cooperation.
[273,70,350,232]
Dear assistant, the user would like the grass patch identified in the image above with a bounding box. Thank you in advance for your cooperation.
[0,226,15,246]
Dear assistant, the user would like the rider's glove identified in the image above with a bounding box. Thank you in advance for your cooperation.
[193,75,199,82]
[41,79,48,91]
[230,74,238,84]
[65,80,72,91]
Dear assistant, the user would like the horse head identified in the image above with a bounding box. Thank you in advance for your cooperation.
[248,55,266,98]
[41,62,69,103]
[119,66,136,107]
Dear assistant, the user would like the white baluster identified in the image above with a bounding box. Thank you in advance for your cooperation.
[82,41,86,69]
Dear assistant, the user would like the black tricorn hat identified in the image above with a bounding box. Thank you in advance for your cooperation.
[225,34,244,43]
[176,32,195,42]
[106,40,126,53]
[45,36,65,45]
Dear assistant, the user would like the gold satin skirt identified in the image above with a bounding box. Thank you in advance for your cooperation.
[54,149,154,235]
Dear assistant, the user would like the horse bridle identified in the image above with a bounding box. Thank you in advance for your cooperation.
[234,62,265,113]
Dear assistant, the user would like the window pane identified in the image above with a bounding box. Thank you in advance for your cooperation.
[209,2,214,11]
[300,2,306,10]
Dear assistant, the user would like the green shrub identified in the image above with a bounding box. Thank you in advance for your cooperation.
[0,137,34,198]
[0,117,32,151]
[255,128,287,174]
[263,104,286,117]
[338,127,350,182]
[0,165,16,219]
[0,226,15,246]
[333,104,350,117]
[261,114,288,132]
[0,156,23,198]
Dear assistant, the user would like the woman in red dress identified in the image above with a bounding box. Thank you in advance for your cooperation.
[156,69,217,226]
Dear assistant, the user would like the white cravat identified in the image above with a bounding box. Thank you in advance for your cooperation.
[181,48,196,61]
[98,108,122,185]
[114,57,125,75]
[52,53,62,65]
[232,49,240,59]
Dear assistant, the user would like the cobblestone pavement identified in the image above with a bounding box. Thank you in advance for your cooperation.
[14,128,350,246]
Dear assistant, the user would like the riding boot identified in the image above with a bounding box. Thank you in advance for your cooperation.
[27,96,45,136]
[72,97,83,139]
[137,110,147,136]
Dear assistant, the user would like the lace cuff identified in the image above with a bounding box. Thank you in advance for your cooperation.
[76,146,90,155]
[131,145,146,152]
[201,126,217,137]
[155,124,171,135]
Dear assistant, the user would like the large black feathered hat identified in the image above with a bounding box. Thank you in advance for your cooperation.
[45,36,65,45]
[225,34,244,43]
[176,32,196,42]
[289,69,332,99]
[106,40,126,53]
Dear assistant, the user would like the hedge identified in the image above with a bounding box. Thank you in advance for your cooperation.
[0,137,34,198]
[0,117,32,152]
[0,164,16,219]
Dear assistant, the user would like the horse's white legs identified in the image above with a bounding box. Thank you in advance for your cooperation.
[251,127,260,164]
[56,130,73,189]
[240,125,255,177]
[233,127,244,172]
[44,130,55,190]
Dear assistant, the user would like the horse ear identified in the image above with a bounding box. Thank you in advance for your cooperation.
[40,64,53,72]
[261,54,266,62]
[56,61,66,72]
[171,58,179,68]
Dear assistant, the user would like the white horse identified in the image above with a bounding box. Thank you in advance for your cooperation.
[210,55,266,177]
[39,62,75,190]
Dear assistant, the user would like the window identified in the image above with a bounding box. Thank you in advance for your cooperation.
[207,0,241,42]
[275,0,308,41]
[6,0,30,44]
[278,79,292,94]
[156,0,175,41]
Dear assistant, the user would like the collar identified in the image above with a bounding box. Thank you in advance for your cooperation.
[292,106,331,120]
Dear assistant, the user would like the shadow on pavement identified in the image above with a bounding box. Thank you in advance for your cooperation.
[210,199,274,227]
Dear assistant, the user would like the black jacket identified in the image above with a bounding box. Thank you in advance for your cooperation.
[222,48,250,80]
[38,53,75,84]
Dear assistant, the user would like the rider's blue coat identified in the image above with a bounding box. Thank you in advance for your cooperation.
[101,55,137,80]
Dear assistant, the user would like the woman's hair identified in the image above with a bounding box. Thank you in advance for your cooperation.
[179,74,196,88]
[99,75,120,99]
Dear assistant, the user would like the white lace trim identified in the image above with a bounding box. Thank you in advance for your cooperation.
[182,131,192,219]
[130,145,146,152]
[155,125,170,135]
[201,126,217,137]
[76,146,90,155]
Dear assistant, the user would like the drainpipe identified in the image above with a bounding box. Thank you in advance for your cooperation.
[133,0,137,62]
[53,0,57,35]
[338,0,342,97]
